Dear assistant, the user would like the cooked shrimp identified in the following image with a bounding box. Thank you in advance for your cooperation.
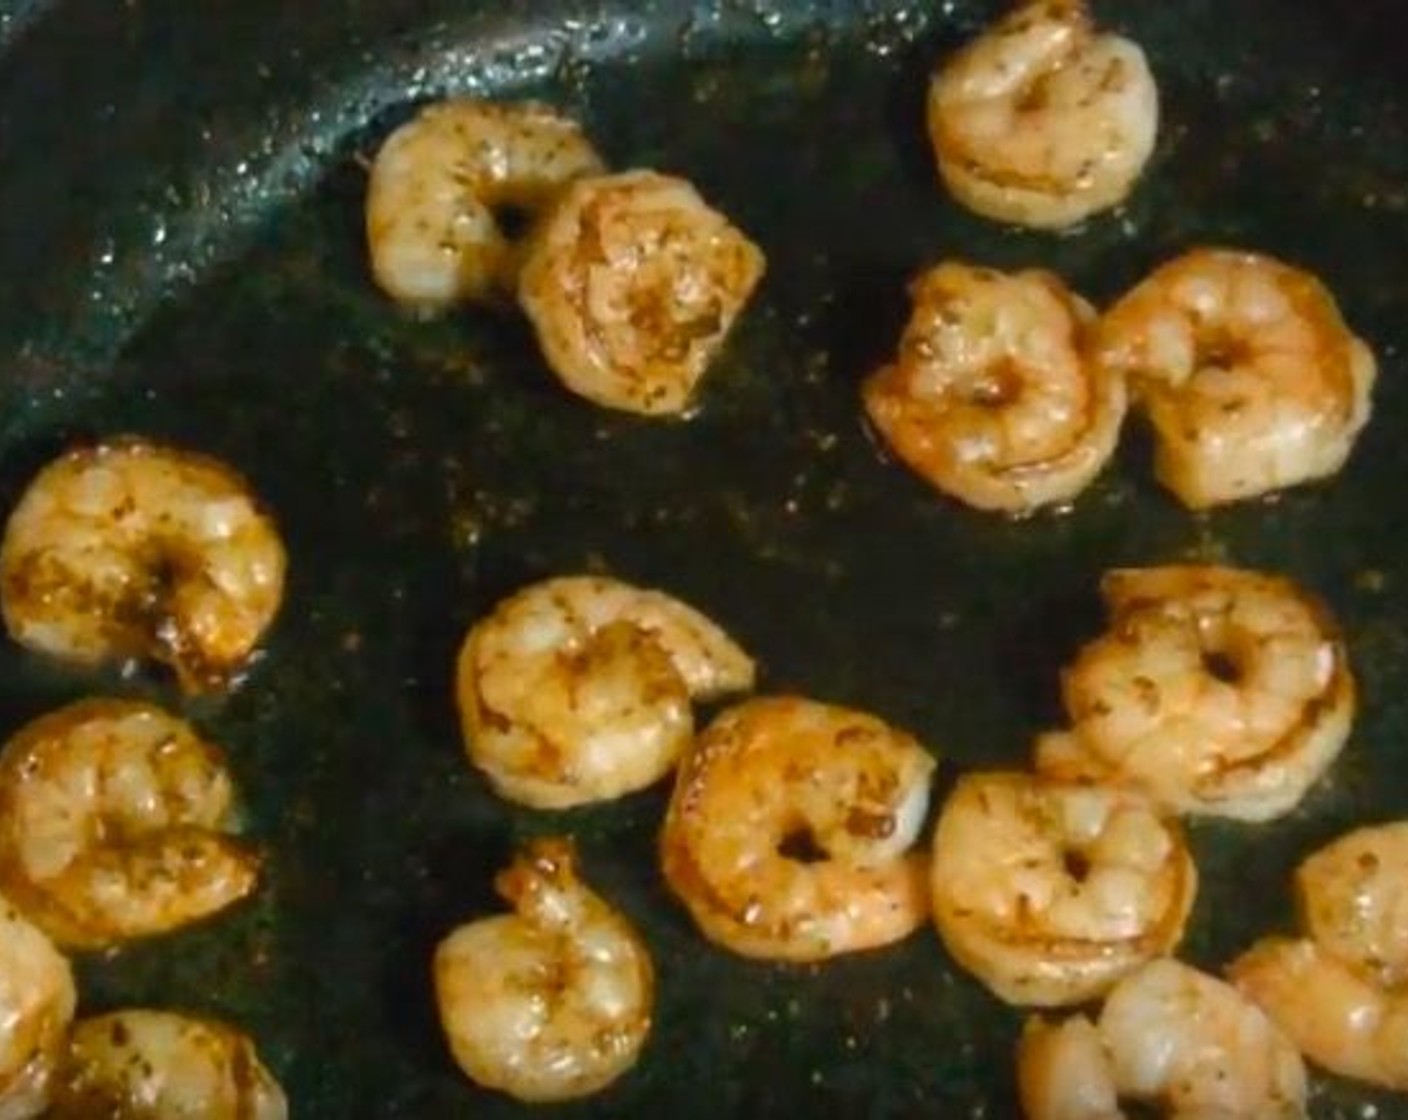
[0,699,258,950]
[660,695,935,962]
[927,0,1158,229]
[1231,937,1408,1092]
[457,575,755,809]
[0,898,75,1120]
[433,837,652,1103]
[862,262,1126,513]
[366,99,604,313]
[49,1009,286,1119]
[1229,822,1408,1089]
[1019,959,1308,1118]
[518,170,766,415]
[1297,822,1408,988]
[0,438,286,693]
[1098,248,1376,508]
[1037,565,1353,822]
[930,772,1194,1007]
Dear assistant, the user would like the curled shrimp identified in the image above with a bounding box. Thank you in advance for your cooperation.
[660,695,936,963]
[1230,823,1408,1090]
[0,898,74,1120]
[1296,821,1408,987]
[1098,248,1376,508]
[1231,938,1408,1094]
[1037,565,1353,822]
[927,0,1158,229]
[434,837,653,1103]
[0,699,259,950]
[862,262,1126,514]
[366,99,604,313]
[0,438,286,692]
[49,1009,286,1119]
[930,772,1195,1007]
[518,169,766,415]
[1018,959,1308,1119]
[456,575,755,809]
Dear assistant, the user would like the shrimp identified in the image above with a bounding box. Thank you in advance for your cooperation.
[48,1009,286,1119]
[659,695,936,962]
[862,262,1127,513]
[456,575,755,809]
[366,99,604,314]
[0,898,75,1120]
[517,169,766,415]
[930,772,1195,1007]
[1229,822,1408,1089]
[0,699,259,950]
[1036,565,1353,822]
[1296,822,1408,988]
[1018,959,1308,1119]
[1098,248,1376,508]
[0,438,286,693]
[927,0,1159,229]
[1230,938,1408,1093]
[433,837,652,1103]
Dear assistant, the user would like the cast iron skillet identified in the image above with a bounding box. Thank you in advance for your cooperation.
[1,1,1408,1115]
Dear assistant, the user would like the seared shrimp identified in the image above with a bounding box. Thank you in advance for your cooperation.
[1230,822,1408,1089]
[49,1009,286,1119]
[1019,959,1308,1118]
[434,838,652,1103]
[518,170,766,415]
[0,699,258,950]
[1098,248,1376,508]
[0,899,74,1120]
[1297,822,1408,987]
[457,575,755,809]
[930,772,1194,1007]
[1231,938,1408,1093]
[862,262,1126,513]
[660,696,935,962]
[1037,565,1353,822]
[928,0,1158,229]
[0,438,286,692]
[366,99,604,313]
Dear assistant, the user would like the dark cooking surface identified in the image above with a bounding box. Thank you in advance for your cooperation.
[2,1,1408,1115]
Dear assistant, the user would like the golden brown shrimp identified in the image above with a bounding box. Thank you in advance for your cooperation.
[1231,938,1408,1093]
[1297,822,1408,987]
[49,1009,286,1119]
[862,262,1126,514]
[433,838,653,1103]
[0,898,74,1120]
[930,772,1195,1007]
[366,99,604,313]
[1019,959,1308,1119]
[1037,565,1353,822]
[1098,248,1376,508]
[660,695,936,963]
[518,170,766,415]
[1230,822,1408,1090]
[456,575,755,810]
[927,0,1159,229]
[0,438,286,692]
[0,699,259,950]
